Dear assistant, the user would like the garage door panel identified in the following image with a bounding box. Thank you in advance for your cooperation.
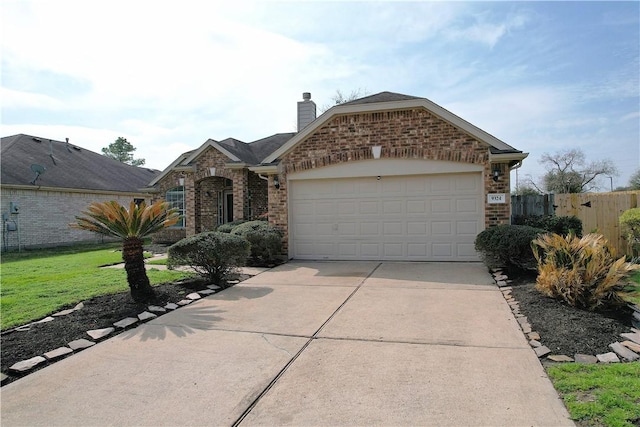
[383,243,403,257]
[456,198,479,213]
[383,222,403,235]
[408,221,428,235]
[408,243,428,257]
[290,173,482,261]
[382,200,403,214]
[457,221,479,235]
[431,199,451,213]
[359,201,379,214]
[338,201,357,214]
[360,222,380,236]
[431,221,452,235]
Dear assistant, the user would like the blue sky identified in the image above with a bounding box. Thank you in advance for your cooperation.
[2,1,639,190]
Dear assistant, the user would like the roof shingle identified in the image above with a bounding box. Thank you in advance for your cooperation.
[1,134,159,192]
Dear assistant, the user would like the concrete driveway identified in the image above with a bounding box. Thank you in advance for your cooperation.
[1,261,573,426]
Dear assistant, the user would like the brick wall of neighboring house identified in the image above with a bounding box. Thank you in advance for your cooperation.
[0,187,149,250]
[269,108,512,252]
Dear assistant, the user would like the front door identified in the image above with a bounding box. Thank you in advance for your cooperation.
[218,189,234,224]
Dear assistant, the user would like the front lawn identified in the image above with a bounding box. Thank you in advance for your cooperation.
[547,362,640,427]
[0,244,191,329]
[627,271,640,305]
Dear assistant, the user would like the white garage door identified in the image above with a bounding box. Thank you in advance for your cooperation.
[290,173,483,261]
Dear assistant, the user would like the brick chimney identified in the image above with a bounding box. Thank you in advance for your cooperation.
[297,92,316,131]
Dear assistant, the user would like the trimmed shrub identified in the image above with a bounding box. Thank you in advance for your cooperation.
[620,208,640,257]
[216,220,249,233]
[532,233,640,310]
[474,225,547,270]
[167,231,250,284]
[231,220,283,266]
[512,215,582,237]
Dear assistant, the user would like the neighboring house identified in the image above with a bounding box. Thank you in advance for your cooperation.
[148,91,527,261]
[1,134,159,251]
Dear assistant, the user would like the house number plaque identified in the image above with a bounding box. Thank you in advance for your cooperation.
[487,193,506,204]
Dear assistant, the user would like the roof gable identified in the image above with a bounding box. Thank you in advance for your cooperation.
[148,133,295,187]
[262,92,524,164]
[1,134,159,192]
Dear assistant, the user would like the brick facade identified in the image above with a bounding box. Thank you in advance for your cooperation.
[0,187,149,250]
[152,146,270,241]
[269,108,511,250]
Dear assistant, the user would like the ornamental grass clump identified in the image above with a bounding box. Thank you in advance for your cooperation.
[532,233,640,311]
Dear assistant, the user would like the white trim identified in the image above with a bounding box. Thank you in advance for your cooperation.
[0,184,153,197]
[263,98,522,163]
[248,165,279,174]
[184,140,241,164]
[287,158,484,181]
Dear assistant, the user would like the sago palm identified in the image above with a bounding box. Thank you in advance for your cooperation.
[72,200,180,302]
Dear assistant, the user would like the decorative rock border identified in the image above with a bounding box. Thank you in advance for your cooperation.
[2,283,225,382]
[492,269,640,364]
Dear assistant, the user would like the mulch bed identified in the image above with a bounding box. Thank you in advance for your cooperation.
[504,268,637,357]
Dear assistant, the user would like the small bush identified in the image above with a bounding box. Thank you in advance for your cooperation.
[167,232,250,284]
[620,208,640,257]
[532,233,640,310]
[475,225,547,270]
[231,220,283,266]
[513,215,582,237]
[216,220,249,233]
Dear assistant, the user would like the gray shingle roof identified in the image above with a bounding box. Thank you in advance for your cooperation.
[341,91,424,105]
[1,134,159,192]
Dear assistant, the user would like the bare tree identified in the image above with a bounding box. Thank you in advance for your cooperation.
[629,169,640,190]
[320,88,369,113]
[529,148,617,193]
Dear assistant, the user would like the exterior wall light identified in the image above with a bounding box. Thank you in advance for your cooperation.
[273,175,280,190]
[492,165,502,182]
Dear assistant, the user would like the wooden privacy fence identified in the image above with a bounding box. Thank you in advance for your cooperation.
[511,194,555,219]
[554,191,640,257]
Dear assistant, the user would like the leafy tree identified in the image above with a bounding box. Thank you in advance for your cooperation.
[530,148,617,193]
[102,137,146,166]
[71,201,180,302]
[629,169,640,190]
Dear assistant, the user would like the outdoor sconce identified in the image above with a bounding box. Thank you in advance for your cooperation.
[492,165,502,182]
[372,146,382,159]
[209,167,216,176]
[273,175,280,190]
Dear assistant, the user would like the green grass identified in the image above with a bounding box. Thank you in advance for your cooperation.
[147,258,168,266]
[547,363,640,427]
[0,244,191,330]
[626,271,640,305]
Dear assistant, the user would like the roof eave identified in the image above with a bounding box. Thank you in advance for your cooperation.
[248,164,279,174]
